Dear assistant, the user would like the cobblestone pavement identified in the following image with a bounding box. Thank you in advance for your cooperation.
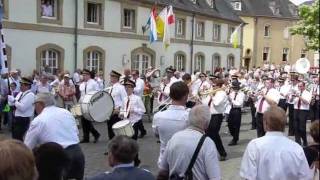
[0,110,312,180]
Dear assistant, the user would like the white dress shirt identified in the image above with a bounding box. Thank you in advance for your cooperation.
[160,129,221,180]
[158,82,170,103]
[35,83,51,94]
[24,106,79,149]
[240,131,312,180]
[79,78,99,97]
[287,84,299,104]
[120,94,146,124]
[310,83,320,100]
[95,77,104,91]
[293,90,312,110]
[255,88,280,114]
[152,105,189,167]
[109,82,127,109]
[209,90,228,114]
[229,91,245,108]
[73,72,81,85]
[277,84,290,99]
[9,77,21,92]
[14,90,35,117]
[133,78,145,97]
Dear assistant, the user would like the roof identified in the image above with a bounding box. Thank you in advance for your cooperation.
[300,0,314,6]
[133,0,243,23]
[225,0,300,19]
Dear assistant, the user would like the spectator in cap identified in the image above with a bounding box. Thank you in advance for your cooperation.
[7,77,35,141]
[35,74,52,94]
[24,92,85,180]
[58,73,76,110]
[9,69,21,92]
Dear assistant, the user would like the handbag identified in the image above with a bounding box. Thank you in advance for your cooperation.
[170,135,207,180]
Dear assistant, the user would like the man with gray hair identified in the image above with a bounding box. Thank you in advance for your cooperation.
[89,135,155,180]
[24,92,85,180]
[157,105,221,180]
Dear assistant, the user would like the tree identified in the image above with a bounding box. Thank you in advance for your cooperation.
[290,0,319,51]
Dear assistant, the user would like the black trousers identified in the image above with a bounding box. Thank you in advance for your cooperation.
[310,100,319,121]
[287,103,295,135]
[63,144,85,180]
[12,116,30,141]
[206,114,227,157]
[80,117,100,141]
[294,109,309,146]
[107,114,121,139]
[256,113,265,137]
[278,99,287,112]
[248,97,256,129]
[132,120,146,140]
[228,108,242,142]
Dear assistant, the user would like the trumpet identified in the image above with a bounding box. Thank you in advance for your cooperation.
[199,87,226,96]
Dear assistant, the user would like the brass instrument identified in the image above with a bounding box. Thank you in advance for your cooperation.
[146,68,161,79]
[199,87,226,96]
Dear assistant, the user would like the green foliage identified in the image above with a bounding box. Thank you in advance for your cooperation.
[290,0,319,50]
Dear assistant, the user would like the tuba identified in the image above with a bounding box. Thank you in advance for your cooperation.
[295,58,310,74]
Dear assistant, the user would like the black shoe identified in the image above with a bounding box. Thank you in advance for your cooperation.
[228,140,237,146]
[219,155,227,161]
[80,140,89,143]
[251,127,256,130]
[93,134,100,143]
[288,133,294,136]
[139,132,147,138]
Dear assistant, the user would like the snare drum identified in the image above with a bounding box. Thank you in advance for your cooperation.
[112,120,134,137]
[80,91,114,122]
[70,104,82,117]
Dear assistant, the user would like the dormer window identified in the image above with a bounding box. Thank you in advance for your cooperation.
[289,4,298,16]
[269,1,280,15]
[206,0,214,8]
[190,0,197,4]
[231,1,242,11]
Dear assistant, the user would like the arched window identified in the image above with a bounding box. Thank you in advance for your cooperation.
[212,53,221,71]
[83,46,105,74]
[36,44,64,75]
[194,53,205,72]
[174,51,186,71]
[227,54,235,69]
[131,47,155,75]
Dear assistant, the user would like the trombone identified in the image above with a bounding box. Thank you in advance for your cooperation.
[153,98,171,113]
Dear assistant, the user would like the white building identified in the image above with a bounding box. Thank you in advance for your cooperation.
[2,0,243,77]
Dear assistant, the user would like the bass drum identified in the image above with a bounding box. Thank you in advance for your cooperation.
[80,91,114,122]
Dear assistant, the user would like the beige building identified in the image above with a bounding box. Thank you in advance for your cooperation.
[227,0,314,69]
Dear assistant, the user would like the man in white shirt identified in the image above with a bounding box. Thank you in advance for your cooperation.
[8,77,35,141]
[24,93,85,180]
[79,69,100,143]
[207,79,228,160]
[293,81,312,146]
[157,105,221,180]
[35,75,52,94]
[227,81,245,146]
[107,70,127,139]
[287,73,299,136]
[240,106,312,180]
[310,73,319,121]
[9,70,21,92]
[120,79,146,140]
[153,81,190,167]
[255,78,280,137]
[277,77,289,111]
[131,70,145,98]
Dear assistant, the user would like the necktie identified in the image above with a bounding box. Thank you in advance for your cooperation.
[126,98,130,118]
[258,89,269,113]
[234,92,238,100]
[208,96,212,107]
[109,85,113,94]
[298,91,302,109]
[159,85,166,101]
[85,83,87,94]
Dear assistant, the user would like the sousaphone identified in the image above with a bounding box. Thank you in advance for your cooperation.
[295,58,310,74]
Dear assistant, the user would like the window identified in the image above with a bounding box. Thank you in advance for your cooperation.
[84,0,104,29]
[227,55,235,69]
[264,25,271,37]
[206,0,214,8]
[86,51,102,72]
[289,4,298,16]
[175,18,186,38]
[213,24,221,42]
[1,0,8,19]
[37,0,63,24]
[131,47,155,75]
[283,27,289,39]
[121,7,136,32]
[228,26,235,43]
[196,21,205,39]
[174,53,186,71]
[212,54,221,70]
[269,1,280,15]
[301,49,307,58]
[263,47,270,61]
[231,1,242,11]
[41,50,59,74]
[282,48,289,61]
[194,53,205,72]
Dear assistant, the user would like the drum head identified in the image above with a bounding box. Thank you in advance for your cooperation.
[113,120,130,128]
[82,91,114,122]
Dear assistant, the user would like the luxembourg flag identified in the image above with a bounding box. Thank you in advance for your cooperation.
[147,6,157,43]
